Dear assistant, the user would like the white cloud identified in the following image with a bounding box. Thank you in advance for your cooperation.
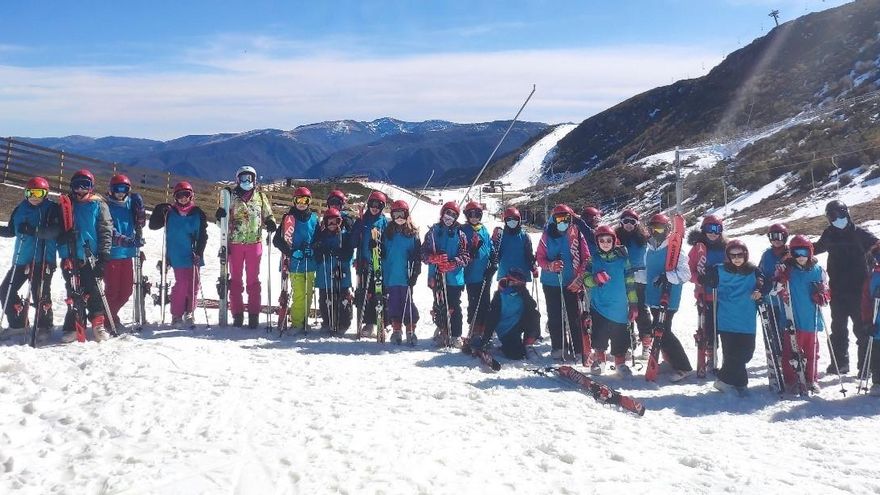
[0,44,720,140]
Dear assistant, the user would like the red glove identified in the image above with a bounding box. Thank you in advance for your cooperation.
[811,286,830,306]
[548,260,564,273]
[628,304,639,322]
[594,271,610,287]
[566,277,583,293]
[773,264,789,284]
[775,284,790,304]
[531,266,539,279]
[439,260,458,273]
[492,227,502,243]
[428,253,447,265]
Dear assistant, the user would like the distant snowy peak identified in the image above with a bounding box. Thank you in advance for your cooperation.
[291,118,457,139]
[500,124,577,190]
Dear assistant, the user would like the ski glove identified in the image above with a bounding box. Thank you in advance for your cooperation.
[566,277,583,293]
[113,233,144,248]
[438,260,458,273]
[531,266,539,279]
[427,253,447,265]
[773,264,789,284]
[775,284,790,304]
[811,284,830,306]
[628,304,639,322]
[653,273,669,288]
[407,273,419,287]
[594,270,610,287]
[548,260,564,273]
[153,203,171,220]
[215,207,227,221]
[264,218,277,233]
[17,223,36,236]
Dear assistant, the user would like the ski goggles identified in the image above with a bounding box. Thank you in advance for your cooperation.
[596,235,615,245]
[620,217,638,226]
[826,209,847,221]
[792,247,810,258]
[768,232,787,241]
[391,210,408,220]
[325,217,342,226]
[465,209,483,219]
[650,224,668,234]
[443,209,458,219]
[368,200,384,210]
[327,197,344,207]
[702,223,723,234]
[237,175,254,185]
[25,188,48,199]
[70,178,93,191]
[174,190,193,200]
[294,196,311,206]
[553,213,571,224]
[111,183,130,195]
[727,250,746,259]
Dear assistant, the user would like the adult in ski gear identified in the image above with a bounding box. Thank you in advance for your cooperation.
[104,174,145,330]
[575,206,601,256]
[644,213,693,378]
[536,204,591,359]
[215,166,276,328]
[582,225,637,375]
[58,169,114,343]
[313,207,355,334]
[470,268,540,359]
[0,177,59,338]
[493,206,537,281]
[687,214,728,376]
[272,186,318,331]
[353,190,389,338]
[615,209,651,356]
[422,201,472,347]
[700,240,764,394]
[382,200,422,344]
[461,201,493,339]
[149,182,208,326]
[773,235,830,392]
[813,199,879,374]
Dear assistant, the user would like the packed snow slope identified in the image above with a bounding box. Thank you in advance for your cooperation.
[1,187,880,494]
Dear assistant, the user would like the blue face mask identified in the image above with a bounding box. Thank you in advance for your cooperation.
[239,180,254,191]
[556,221,569,232]
[831,217,848,229]
[506,219,519,229]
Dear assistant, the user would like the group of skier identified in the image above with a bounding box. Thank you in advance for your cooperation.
[2,167,879,397]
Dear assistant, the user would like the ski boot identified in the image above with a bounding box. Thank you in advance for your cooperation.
[184,312,195,328]
[614,355,632,378]
[390,322,403,345]
[232,313,245,328]
[639,336,652,360]
[405,325,417,346]
[248,313,259,329]
[590,351,606,375]
[92,315,110,342]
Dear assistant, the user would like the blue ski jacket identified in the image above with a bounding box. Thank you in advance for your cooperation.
[313,226,354,290]
[272,209,319,274]
[461,223,492,284]
[148,203,208,269]
[106,196,139,260]
[783,260,828,333]
[421,222,470,287]
[382,227,422,288]
[354,212,388,266]
[0,198,60,266]
[495,226,536,282]
[583,247,637,325]
[57,193,112,263]
[703,263,760,335]
[644,238,690,311]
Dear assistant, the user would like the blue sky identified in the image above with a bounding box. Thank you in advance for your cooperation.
[0,0,850,139]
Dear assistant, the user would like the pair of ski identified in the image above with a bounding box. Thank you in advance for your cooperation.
[529,365,646,416]
[644,214,685,382]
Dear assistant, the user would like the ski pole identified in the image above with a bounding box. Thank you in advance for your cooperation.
[266,231,273,331]
[558,270,573,361]
[159,217,168,326]
[712,288,719,374]
[815,306,846,396]
[0,236,24,330]
[858,297,879,394]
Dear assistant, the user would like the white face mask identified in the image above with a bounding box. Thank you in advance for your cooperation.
[506,219,519,229]
[832,217,848,229]
[442,214,455,226]
[556,221,569,232]
[239,179,254,191]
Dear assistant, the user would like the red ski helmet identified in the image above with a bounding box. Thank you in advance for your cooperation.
[789,235,814,258]
[464,201,482,215]
[173,181,193,195]
[582,206,601,217]
[649,213,670,226]
[620,209,639,221]
[768,223,789,242]
[293,186,312,198]
[503,207,521,221]
[594,225,617,249]
[70,169,95,192]
[441,201,460,219]
[552,204,575,217]
[327,189,347,205]
[26,177,50,191]
[110,174,131,187]
[323,207,342,224]
[725,239,749,263]
[367,191,388,209]
[390,199,410,213]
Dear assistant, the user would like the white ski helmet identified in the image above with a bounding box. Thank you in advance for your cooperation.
[236,165,257,183]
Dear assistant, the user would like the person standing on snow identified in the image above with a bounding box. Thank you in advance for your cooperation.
[214,166,277,329]
[326,189,356,232]
[149,182,208,327]
[312,207,355,336]
[461,201,494,343]
[0,177,59,340]
[687,214,728,376]
[273,186,319,332]
[422,201,471,347]
[758,224,790,338]
[644,213,693,382]
[58,169,113,343]
[700,240,764,396]
[536,204,591,360]
[615,209,651,359]
[103,174,146,330]
[382,200,422,345]
[813,200,879,374]
[493,206,538,283]
[353,191,389,338]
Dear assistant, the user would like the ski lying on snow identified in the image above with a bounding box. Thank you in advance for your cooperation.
[529,365,646,416]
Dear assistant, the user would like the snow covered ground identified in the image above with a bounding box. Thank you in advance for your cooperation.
[499,124,577,191]
[2,187,880,494]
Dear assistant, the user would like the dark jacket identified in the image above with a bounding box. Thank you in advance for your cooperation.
[814,222,878,294]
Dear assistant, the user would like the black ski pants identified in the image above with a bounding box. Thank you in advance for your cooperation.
[318,288,352,333]
[634,283,652,339]
[697,299,718,355]
[466,281,491,326]
[649,307,692,372]
[829,289,865,369]
[497,311,541,360]
[1,263,55,329]
[717,331,756,388]
[591,310,629,358]
[543,284,584,354]
[61,262,105,332]
[355,267,380,326]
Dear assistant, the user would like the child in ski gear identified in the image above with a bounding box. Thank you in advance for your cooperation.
[104,174,145,330]
[461,201,493,341]
[272,186,318,331]
[699,240,763,394]
[536,204,591,359]
[644,213,693,381]
[582,225,638,376]
[493,206,537,282]
[382,200,422,345]
[575,206,601,256]
[326,189,356,232]
[687,214,728,377]
[0,177,59,338]
[422,201,472,347]
[813,200,879,374]
[353,190,389,338]
[758,224,789,348]
[58,169,114,343]
[214,166,276,328]
[615,209,651,358]
[470,268,540,359]
[774,235,830,393]
[149,182,208,327]
[862,250,880,396]
[313,208,355,335]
